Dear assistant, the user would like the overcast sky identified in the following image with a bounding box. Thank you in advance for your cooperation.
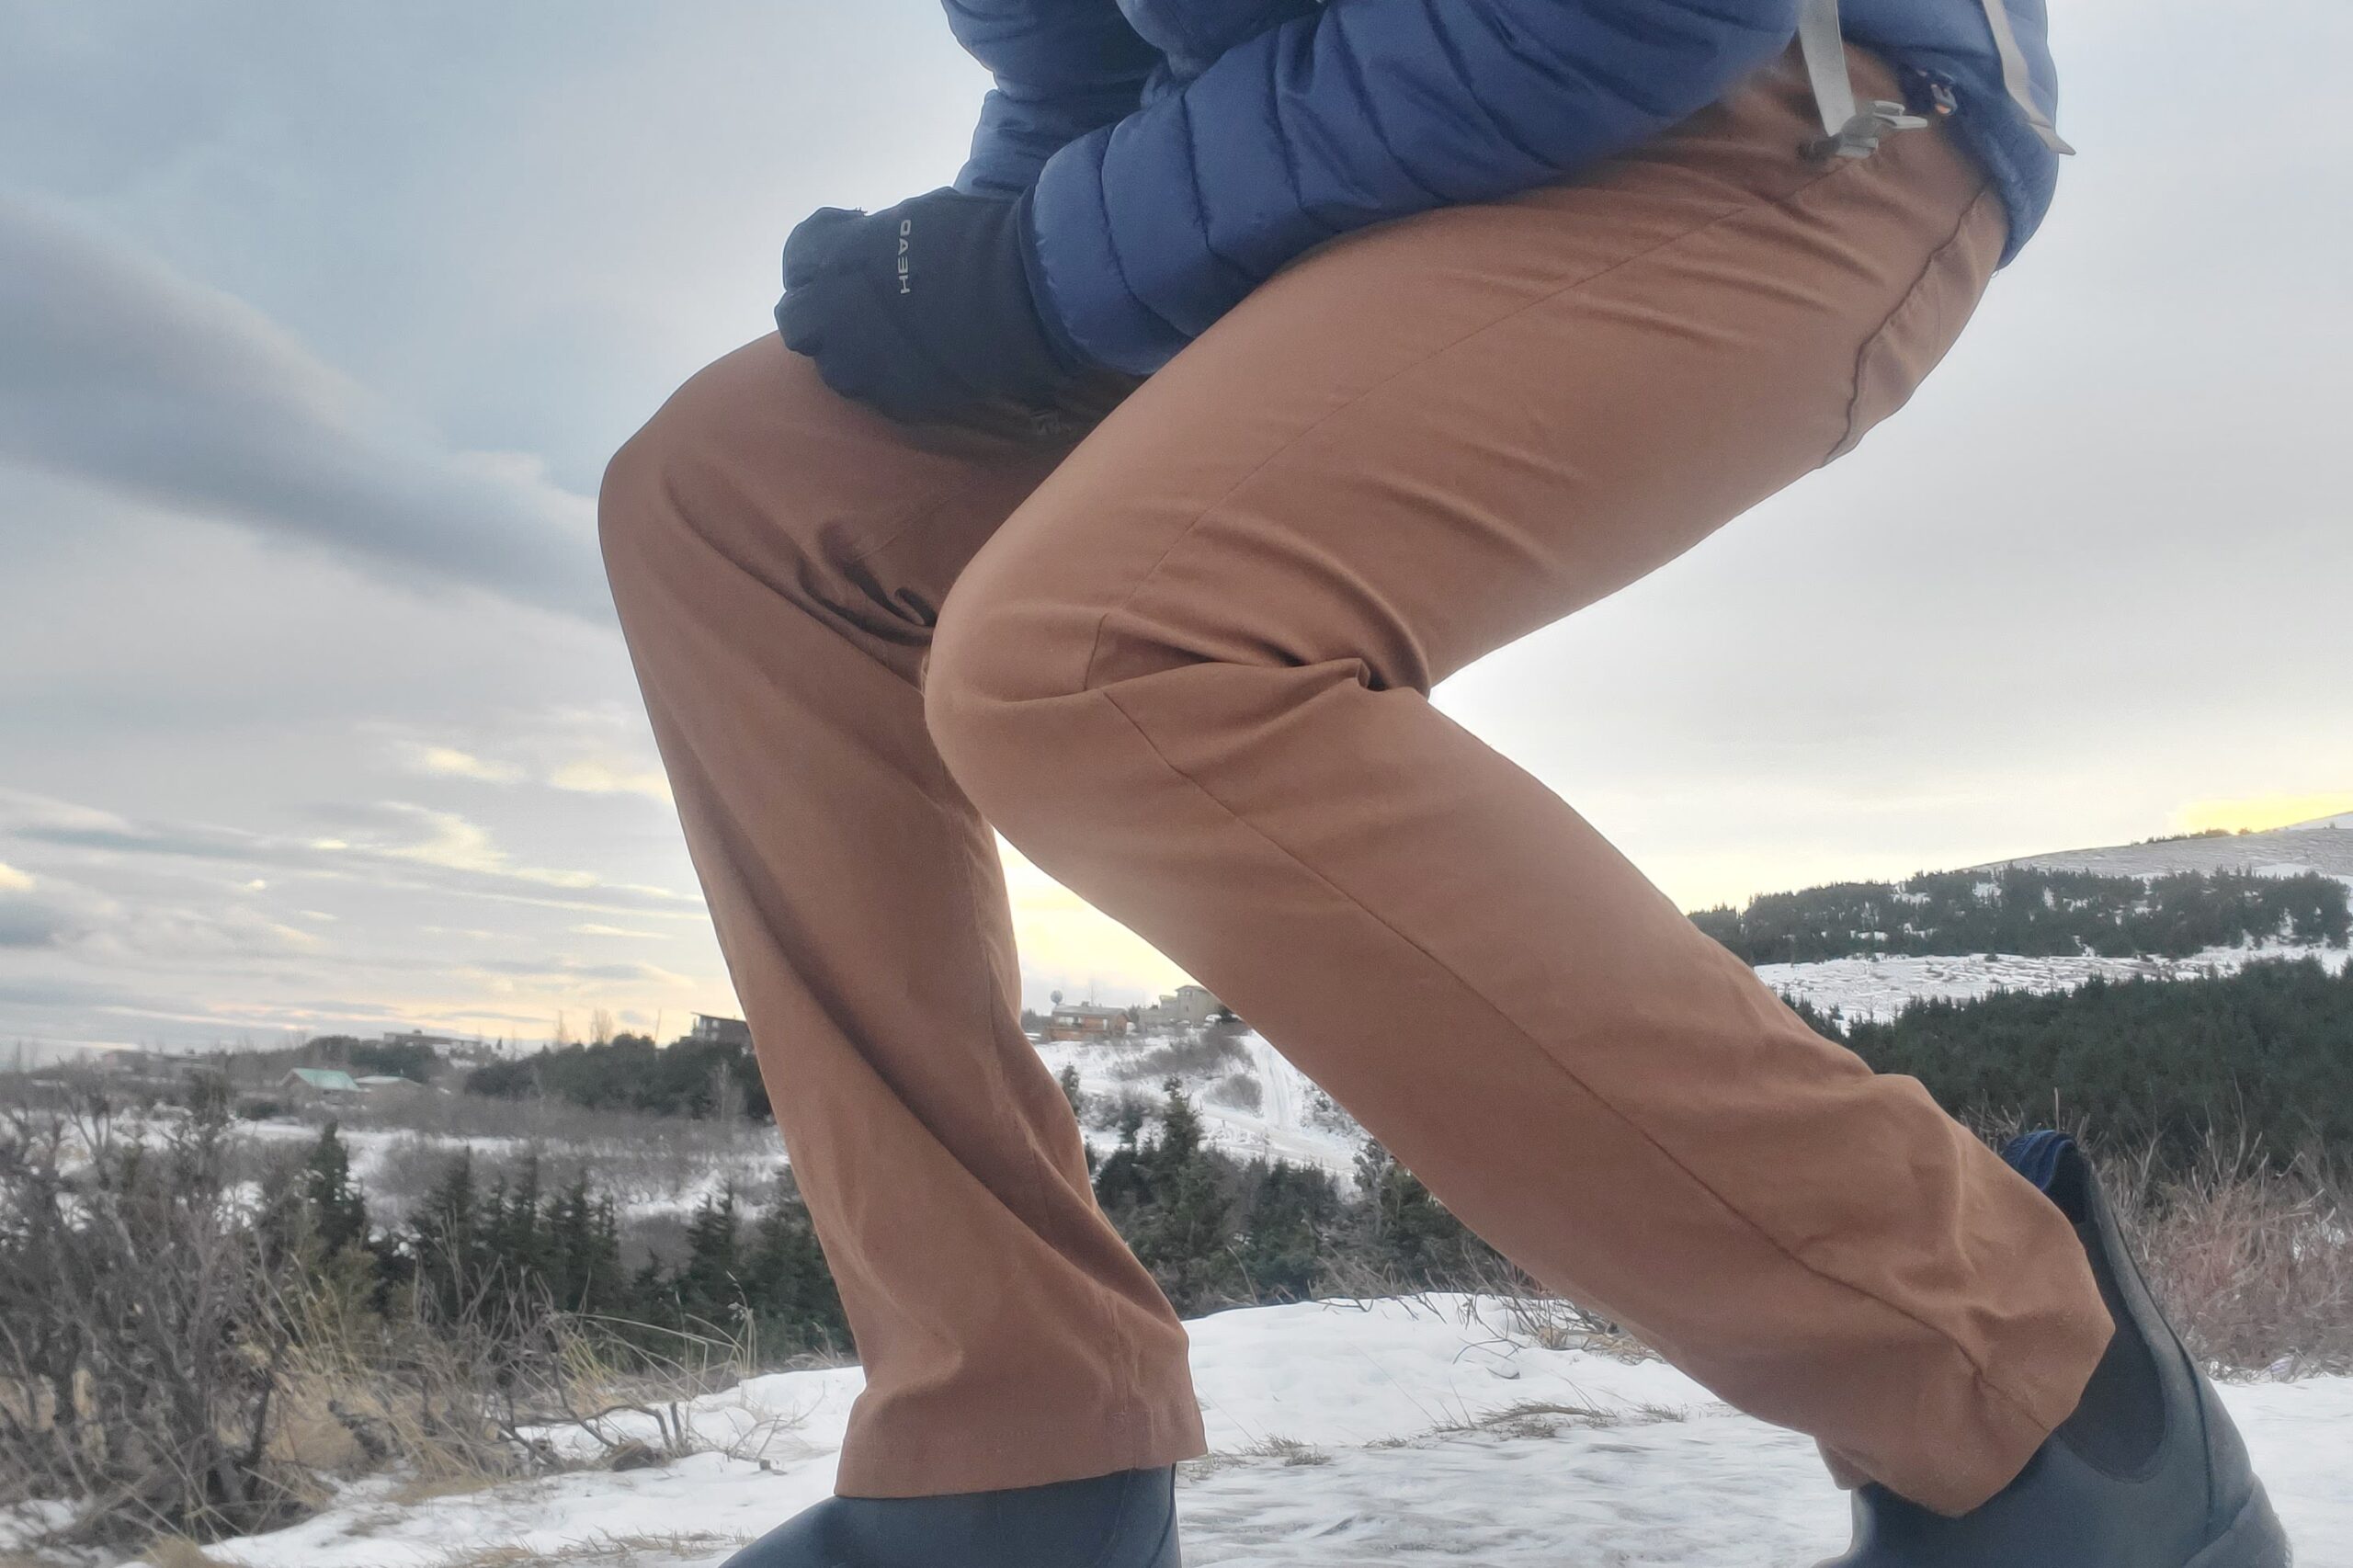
[3,0,2348,1056]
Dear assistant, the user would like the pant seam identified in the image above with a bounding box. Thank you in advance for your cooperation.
[1825,182,1997,463]
[921,784,1153,1468]
[1083,676,2064,1444]
[1074,149,1877,693]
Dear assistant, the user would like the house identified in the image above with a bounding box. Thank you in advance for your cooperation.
[375,1029,462,1051]
[1139,984,1224,1031]
[355,1074,426,1094]
[281,1068,361,1102]
[1045,1003,1132,1042]
[691,1013,753,1048]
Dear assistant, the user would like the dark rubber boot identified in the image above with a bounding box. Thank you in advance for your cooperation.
[718,1465,1180,1568]
[1818,1131,2291,1568]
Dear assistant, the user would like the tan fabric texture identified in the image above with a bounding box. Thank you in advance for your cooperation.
[598,45,2112,1518]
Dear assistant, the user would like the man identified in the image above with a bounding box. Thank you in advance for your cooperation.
[597,0,2290,1562]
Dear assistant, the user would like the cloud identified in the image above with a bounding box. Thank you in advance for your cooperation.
[0,861,32,892]
[413,745,525,784]
[0,192,610,619]
[548,758,674,803]
[0,891,78,949]
[0,863,111,949]
[469,957,690,986]
[0,786,702,919]
[0,863,317,960]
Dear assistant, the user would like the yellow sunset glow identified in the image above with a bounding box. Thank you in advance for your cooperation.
[2170,791,2353,836]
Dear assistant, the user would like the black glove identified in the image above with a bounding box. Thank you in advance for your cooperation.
[778,187,1088,426]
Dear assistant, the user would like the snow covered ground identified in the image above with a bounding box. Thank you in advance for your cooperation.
[126,1294,2350,1568]
[1758,942,2350,1025]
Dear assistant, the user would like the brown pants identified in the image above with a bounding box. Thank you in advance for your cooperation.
[599,45,2110,1518]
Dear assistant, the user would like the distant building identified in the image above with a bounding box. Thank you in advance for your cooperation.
[354,1074,426,1094]
[1139,984,1224,1031]
[281,1067,361,1101]
[692,1013,754,1048]
[375,1029,462,1051]
[1046,1003,1132,1042]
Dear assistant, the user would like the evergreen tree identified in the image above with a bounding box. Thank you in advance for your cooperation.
[1350,1141,1502,1286]
[740,1168,848,1353]
[1820,958,2353,1169]
[543,1176,624,1313]
[410,1149,485,1323]
[671,1187,744,1330]
[1094,1079,1242,1312]
[300,1120,370,1259]
[1231,1158,1343,1301]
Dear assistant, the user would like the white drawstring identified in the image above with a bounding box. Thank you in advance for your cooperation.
[1797,0,2074,162]
[1973,0,2076,154]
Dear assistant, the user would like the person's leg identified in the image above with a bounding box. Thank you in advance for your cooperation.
[923,43,2111,1518]
[597,340,1204,1497]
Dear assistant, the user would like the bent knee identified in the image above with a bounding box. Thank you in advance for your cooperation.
[597,370,715,577]
[922,580,1107,804]
[597,336,824,577]
[596,419,665,574]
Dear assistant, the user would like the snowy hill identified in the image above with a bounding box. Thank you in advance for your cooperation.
[127,1295,2351,1568]
[1734,813,2353,1025]
[1038,1032,1366,1178]
[1987,812,2353,885]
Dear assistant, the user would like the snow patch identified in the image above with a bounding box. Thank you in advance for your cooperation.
[167,1294,2352,1568]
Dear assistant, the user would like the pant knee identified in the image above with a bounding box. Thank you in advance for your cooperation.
[596,390,699,590]
[596,343,834,616]
[922,588,1097,825]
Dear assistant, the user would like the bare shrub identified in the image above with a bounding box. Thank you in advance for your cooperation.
[0,1096,795,1558]
[1111,1033,1247,1083]
[0,1096,307,1546]
[1204,1073,1263,1113]
[1081,1089,1154,1135]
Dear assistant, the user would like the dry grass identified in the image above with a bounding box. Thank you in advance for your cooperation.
[2109,1141,2353,1377]
[1358,1398,1691,1453]
[267,1270,792,1494]
[424,1534,745,1568]
[131,1540,228,1568]
[1182,1434,1330,1476]
[1324,1132,2352,1384]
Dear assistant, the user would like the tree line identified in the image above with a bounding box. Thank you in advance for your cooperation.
[1803,957,2353,1167]
[1693,866,2348,966]
[265,1074,1501,1346]
[460,1032,769,1120]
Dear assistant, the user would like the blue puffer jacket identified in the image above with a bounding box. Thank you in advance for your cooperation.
[945,0,2063,377]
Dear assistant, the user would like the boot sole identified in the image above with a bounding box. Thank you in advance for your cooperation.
[2186,1483,2293,1568]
